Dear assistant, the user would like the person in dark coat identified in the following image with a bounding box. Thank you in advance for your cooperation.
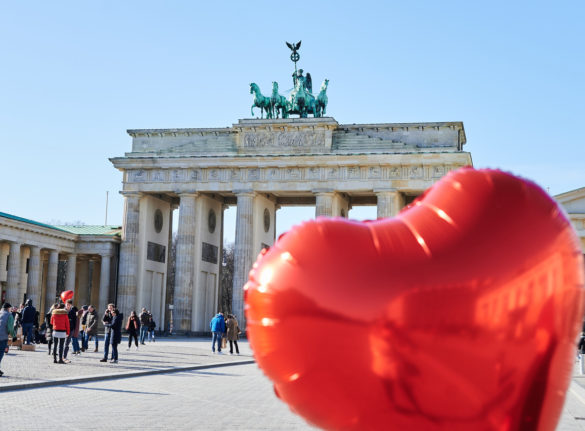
[45,303,58,355]
[100,304,114,363]
[21,299,36,345]
[63,299,79,362]
[110,308,123,363]
[125,310,140,350]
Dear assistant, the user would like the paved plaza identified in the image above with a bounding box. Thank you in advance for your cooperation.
[0,337,584,430]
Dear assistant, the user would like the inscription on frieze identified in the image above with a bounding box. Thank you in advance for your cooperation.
[202,242,218,264]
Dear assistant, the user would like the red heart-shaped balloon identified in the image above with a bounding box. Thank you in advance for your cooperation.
[245,168,585,431]
[60,290,74,303]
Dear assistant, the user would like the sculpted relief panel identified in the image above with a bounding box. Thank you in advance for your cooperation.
[240,130,329,153]
[125,165,453,187]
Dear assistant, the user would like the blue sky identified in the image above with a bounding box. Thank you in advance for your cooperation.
[1,1,583,243]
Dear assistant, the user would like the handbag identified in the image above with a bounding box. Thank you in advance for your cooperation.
[221,336,227,348]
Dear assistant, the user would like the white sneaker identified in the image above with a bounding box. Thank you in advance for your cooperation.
[217,351,223,355]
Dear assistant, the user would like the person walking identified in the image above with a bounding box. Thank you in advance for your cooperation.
[100,304,114,363]
[63,299,79,362]
[80,305,89,352]
[21,299,36,345]
[0,303,16,376]
[50,304,70,364]
[85,305,99,352]
[225,314,241,355]
[45,303,57,355]
[110,308,123,363]
[125,311,140,350]
[209,312,226,354]
[139,308,149,345]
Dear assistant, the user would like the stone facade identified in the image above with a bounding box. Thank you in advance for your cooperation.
[554,187,585,252]
[111,117,472,332]
[0,214,120,323]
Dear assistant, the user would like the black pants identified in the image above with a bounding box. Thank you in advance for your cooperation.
[52,338,65,360]
[229,340,239,354]
[128,332,139,348]
[111,342,118,361]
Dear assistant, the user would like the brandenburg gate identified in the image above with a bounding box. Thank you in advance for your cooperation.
[110,117,471,332]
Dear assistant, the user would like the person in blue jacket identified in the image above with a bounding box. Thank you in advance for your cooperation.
[209,313,226,354]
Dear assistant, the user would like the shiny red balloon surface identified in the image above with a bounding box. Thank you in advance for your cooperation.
[245,168,585,431]
[60,290,74,303]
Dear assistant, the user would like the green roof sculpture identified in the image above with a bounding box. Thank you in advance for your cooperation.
[250,41,329,119]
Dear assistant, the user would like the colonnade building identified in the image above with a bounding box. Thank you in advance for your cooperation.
[0,214,120,324]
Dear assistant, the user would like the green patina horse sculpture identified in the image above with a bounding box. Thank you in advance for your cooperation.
[289,75,316,118]
[315,79,329,117]
[250,83,273,119]
[271,82,289,119]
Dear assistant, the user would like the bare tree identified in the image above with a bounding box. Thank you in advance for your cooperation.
[219,242,234,314]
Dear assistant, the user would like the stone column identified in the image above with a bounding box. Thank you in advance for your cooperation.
[45,250,59,311]
[90,258,101,307]
[375,189,405,219]
[65,253,77,294]
[174,193,198,332]
[26,246,41,307]
[118,192,141,314]
[76,257,90,306]
[314,190,334,217]
[98,254,111,315]
[6,242,21,305]
[19,248,29,303]
[232,191,255,329]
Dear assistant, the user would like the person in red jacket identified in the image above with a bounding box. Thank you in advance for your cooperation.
[50,303,70,364]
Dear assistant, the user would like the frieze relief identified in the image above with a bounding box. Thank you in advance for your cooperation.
[129,170,146,182]
[347,167,361,179]
[241,130,328,150]
[409,166,423,179]
[285,168,301,180]
[368,167,381,179]
[124,165,454,185]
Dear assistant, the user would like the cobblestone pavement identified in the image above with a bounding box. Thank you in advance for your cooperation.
[0,336,253,389]
[0,337,584,430]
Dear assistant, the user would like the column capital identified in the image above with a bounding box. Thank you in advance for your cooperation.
[373,187,399,194]
[233,189,256,197]
[312,188,335,195]
[120,191,142,198]
[177,191,199,198]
